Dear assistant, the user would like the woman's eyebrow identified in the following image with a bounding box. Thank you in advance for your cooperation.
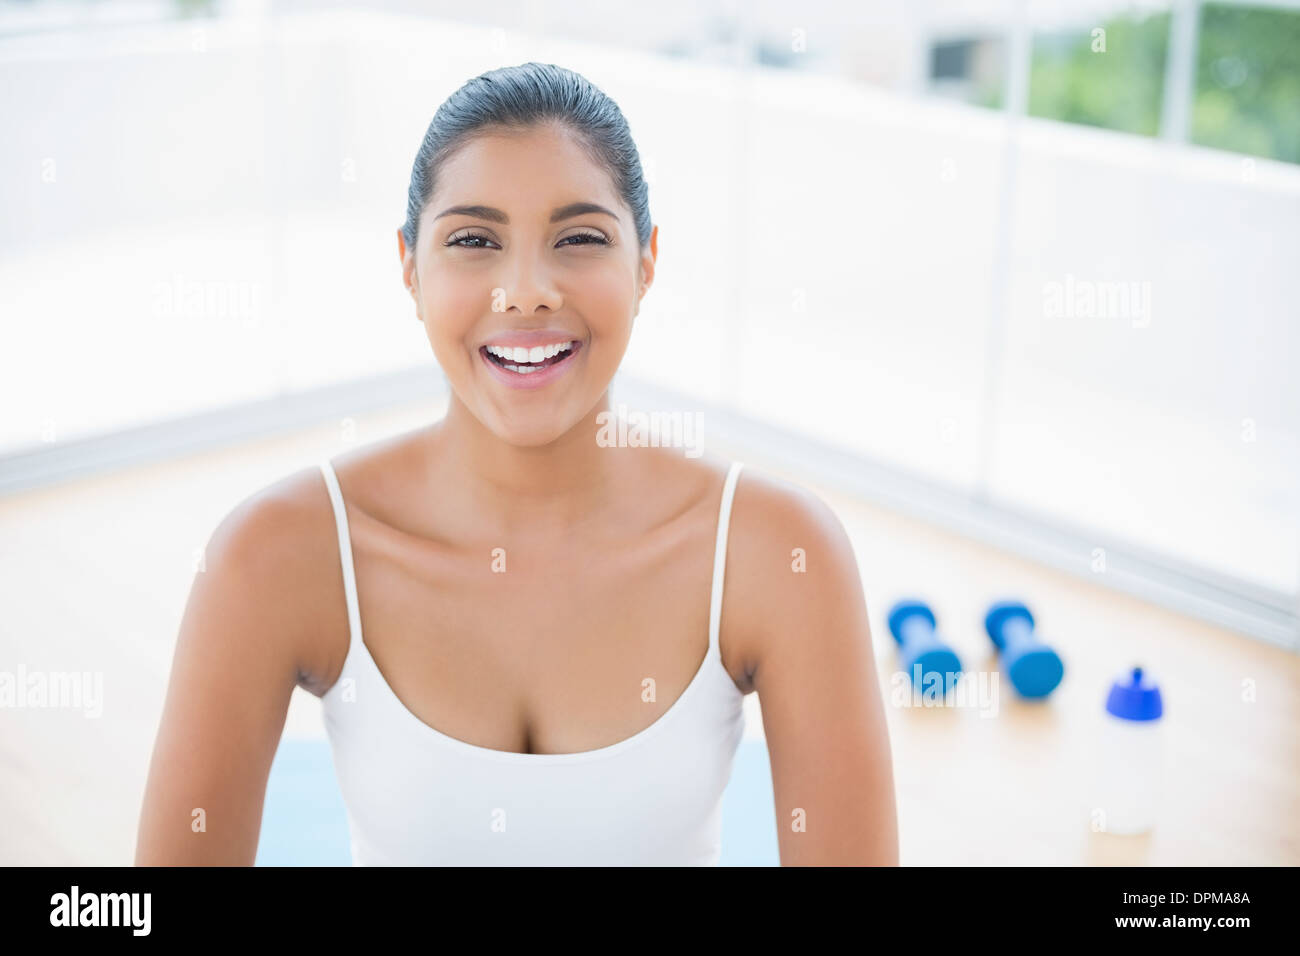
[432,201,618,224]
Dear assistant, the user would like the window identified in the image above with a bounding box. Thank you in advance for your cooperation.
[1193,3,1300,163]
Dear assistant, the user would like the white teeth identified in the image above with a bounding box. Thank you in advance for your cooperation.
[485,341,574,366]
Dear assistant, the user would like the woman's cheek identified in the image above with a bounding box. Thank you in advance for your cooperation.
[421,284,481,352]
[581,270,636,335]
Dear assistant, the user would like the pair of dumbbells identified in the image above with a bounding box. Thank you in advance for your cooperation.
[886,598,1065,699]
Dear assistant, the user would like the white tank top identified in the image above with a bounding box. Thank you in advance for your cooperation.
[316,458,748,865]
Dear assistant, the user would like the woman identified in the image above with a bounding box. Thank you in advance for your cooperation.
[135,62,898,866]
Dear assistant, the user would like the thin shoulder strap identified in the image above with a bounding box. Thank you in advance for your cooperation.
[708,461,744,656]
[319,459,363,653]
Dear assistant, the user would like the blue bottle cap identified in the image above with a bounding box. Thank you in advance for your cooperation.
[1105,666,1163,721]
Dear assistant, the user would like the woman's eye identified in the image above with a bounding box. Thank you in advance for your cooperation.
[559,232,610,247]
[444,231,609,249]
[446,232,498,249]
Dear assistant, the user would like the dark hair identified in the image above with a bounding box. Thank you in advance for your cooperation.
[400,62,653,255]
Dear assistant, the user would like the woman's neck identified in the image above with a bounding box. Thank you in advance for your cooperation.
[424,391,626,536]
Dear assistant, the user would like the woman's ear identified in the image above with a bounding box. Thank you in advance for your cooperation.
[397,228,422,319]
[635,224,658,313]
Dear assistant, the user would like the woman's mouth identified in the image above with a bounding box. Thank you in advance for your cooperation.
[478,339,583,389]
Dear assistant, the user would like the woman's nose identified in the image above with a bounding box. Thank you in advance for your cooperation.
[500,250,562,314]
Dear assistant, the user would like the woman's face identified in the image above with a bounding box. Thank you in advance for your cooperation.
[399,122,657,447]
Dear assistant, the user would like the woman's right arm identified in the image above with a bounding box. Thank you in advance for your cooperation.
[134,473,328,865]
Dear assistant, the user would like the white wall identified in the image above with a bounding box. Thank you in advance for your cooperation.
[2,8,1296,599]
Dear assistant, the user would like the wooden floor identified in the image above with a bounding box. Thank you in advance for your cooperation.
[1,395,1296,865]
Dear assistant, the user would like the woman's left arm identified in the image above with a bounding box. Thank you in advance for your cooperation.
[728,473,899,866]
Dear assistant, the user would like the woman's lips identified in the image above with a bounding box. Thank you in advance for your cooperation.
[478,340,583,390]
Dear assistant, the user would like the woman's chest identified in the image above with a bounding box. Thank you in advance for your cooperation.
[322,518,746,755]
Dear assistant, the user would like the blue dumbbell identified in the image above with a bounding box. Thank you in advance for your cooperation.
[984,600,1064,699]
[887,599,962,694]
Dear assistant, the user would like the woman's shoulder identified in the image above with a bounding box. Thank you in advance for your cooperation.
[650,448,852,545]
[195,434,418,688]
[208,426,426,588]
[732,463,852,541]
[715,458,868,667]
[206,464,335,570]
[200,460,345,632]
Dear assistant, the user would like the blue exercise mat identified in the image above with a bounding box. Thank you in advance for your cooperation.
[256,736,779,866]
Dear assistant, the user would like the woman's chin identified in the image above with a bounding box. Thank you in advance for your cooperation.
[483,407,584,448]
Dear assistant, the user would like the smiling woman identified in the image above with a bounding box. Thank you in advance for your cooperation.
[396,66,655,445]
[134,61,898,867]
